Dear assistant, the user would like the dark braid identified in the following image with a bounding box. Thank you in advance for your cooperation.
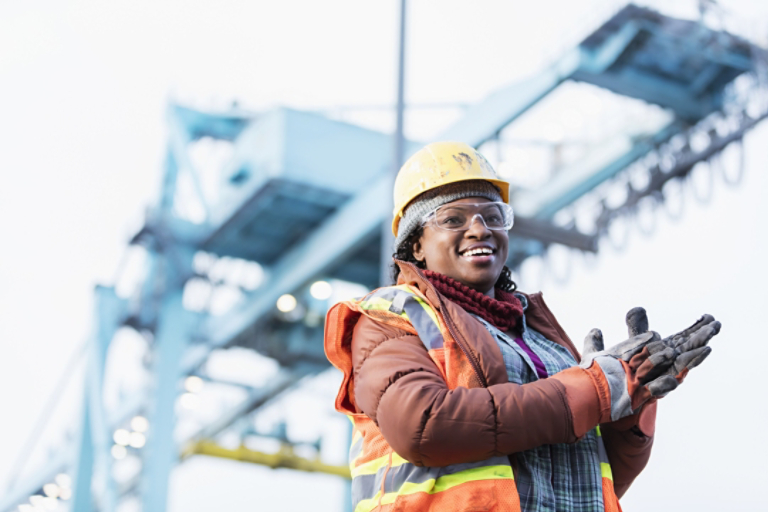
[496,265,518,292]
[390,226,518,292]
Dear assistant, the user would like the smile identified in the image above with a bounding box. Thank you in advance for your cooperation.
[460,247,496,258]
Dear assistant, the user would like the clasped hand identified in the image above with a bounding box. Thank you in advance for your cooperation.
[580,307,721,421]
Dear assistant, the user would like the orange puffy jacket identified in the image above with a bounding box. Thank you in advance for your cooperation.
[325,261,656,512]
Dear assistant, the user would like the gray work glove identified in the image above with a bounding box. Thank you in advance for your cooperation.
[580,308,721,421]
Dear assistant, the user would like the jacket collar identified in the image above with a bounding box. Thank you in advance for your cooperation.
[395,259,430,291]
[394,259,445,312]
[393,259,580,360]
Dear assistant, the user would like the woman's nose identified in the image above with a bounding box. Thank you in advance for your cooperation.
[465,214,492,238]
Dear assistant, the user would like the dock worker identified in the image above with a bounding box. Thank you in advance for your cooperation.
[324,141,721,512]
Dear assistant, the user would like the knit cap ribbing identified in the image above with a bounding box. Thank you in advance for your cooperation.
[394,180,502,251]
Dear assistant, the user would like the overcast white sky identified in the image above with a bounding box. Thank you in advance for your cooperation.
[1,1,768,511]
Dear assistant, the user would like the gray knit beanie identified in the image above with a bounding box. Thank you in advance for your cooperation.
[394,180,503,251]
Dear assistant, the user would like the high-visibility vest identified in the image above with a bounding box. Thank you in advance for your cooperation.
[325,284,622,512]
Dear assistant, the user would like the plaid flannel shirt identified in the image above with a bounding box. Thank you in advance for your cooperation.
[473,294,605,512]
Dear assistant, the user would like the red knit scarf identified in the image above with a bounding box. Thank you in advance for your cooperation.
[422,269,523,331]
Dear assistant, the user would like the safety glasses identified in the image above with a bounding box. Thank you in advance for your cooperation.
[421,201,514,232]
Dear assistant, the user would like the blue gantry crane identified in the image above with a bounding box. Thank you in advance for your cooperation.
[2,4,765,512]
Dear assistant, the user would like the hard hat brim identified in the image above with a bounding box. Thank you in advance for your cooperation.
[392,177,510,236]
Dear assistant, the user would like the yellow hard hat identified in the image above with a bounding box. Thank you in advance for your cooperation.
[392,141,510,236]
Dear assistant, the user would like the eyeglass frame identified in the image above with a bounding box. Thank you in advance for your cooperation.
[419,201,515,232]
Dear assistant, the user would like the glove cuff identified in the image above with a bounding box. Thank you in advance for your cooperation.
[602,399,658,436]
[550,366,612,438]
[594,356,636,421]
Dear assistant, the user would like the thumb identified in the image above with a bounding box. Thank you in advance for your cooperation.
[582,328,605,357]
[626,307,649,337]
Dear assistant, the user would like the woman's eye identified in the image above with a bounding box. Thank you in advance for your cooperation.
[441,216,462,225]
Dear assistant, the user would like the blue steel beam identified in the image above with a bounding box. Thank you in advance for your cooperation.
[139,111,201,511]
[170,103,251,142]
[167,111,210,222]
[71,407,94,512]
[438,49,582,146]
[689,63,725,96]
[570,68,716,120]
[441,3,755,146]
[576,20,642,75]
[140,291,191,512]
[159,148,181,217]
[72,286,125,512]
[513,121,683,220]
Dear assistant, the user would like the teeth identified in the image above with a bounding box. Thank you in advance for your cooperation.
[463,248,494,256]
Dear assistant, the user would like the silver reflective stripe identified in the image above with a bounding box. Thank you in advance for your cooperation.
[401,295,444,350]
[363,287,444,350]
[389,292,407,314]
[596,433,610,464]
[349,436,363,466]
[352,470,385,506]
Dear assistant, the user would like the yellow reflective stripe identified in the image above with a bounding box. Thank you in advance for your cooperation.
[354,465,512,512]
[359,297,408,317]
[351,451,409,478]
[351,454,388,478]
[380,465,513,506]
[391,452,408,466]
[595,425,614,480]
[353,490,382,512]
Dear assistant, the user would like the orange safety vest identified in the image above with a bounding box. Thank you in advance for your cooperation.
[325,284,621,512]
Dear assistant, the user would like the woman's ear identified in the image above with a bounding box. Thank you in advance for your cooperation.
[412,238,425,265]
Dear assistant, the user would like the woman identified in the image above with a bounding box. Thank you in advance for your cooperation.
[324,141,720,512]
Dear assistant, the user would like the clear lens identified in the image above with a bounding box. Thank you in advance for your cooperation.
[424,202,514,231]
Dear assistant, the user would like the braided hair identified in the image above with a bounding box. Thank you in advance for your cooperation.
[390,226,518,292]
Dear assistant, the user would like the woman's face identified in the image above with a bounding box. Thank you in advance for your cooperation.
[412,197,509,295]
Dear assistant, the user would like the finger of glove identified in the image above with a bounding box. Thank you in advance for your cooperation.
[663,314,716,347]
[608,331,661,361]
[674,320,722,353]
[673,346,712,374]
[626,307,649,337]
[634,347,676,383]
[645,339,672,356]
[582,328,605,357]
[647,375,679,398]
